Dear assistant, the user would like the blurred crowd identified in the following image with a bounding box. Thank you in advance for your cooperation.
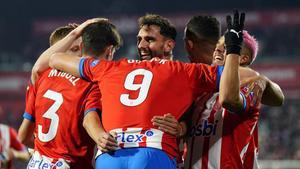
[259,99,300,160]
[1,23,300,72]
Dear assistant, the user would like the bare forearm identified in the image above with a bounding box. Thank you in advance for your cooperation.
[262,79,284,106]
[219,54,243,111]
[49,53,81,77]
[18,119,35,147]
[83,112,105,143]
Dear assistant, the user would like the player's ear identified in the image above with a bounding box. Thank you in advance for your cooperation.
[105,45,115,61]
[240,54,251,65]
[164,39,175,53]
[186,39,193,50]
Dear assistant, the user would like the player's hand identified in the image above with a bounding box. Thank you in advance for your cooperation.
[151,113,184,137]
[96,131,118,153]
[224,10,245,55]
[72,18,109,37]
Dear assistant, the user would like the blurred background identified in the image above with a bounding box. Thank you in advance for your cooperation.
[0,0,299,168]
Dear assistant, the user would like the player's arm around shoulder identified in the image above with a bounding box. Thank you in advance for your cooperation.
[49,52,81,77]
[259,75,284,106]
[240,68,284,107]
[249,75,284,106]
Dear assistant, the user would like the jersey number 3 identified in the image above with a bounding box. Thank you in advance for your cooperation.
[38,90,63,142]
[120,69,153,106]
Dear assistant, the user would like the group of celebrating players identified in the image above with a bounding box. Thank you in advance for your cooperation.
[13,10,284,169]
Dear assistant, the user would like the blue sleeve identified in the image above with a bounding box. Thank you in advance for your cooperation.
[79,58,86,79]
[240,92,247,111]
[23,112,35,122]
[216,66,224,91]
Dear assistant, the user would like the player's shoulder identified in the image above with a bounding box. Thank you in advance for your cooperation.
[240,67,259,79]
[35,68,54,80]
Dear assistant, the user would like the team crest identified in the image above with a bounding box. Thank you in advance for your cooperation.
[91,60,100,67]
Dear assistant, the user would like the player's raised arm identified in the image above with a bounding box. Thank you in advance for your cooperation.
[219,10,245,112]
[31,18,107,83]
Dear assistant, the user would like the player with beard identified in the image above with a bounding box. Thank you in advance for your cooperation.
[137,14,176,60]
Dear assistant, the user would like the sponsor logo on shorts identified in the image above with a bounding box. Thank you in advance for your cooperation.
[28,156,66,169]
[116,130,154,143]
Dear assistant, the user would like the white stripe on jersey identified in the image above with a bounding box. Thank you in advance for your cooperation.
[240,122,257,163]
[208,108,225,169]
[0,124,10,168]
[185,93,222,169]
[0,124,10,150]
[240,143,250,164]
[253,148,259,169]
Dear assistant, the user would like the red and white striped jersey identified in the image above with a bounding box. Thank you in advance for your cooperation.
[243,126,259,169]
[184,81,263,169]
[79,58,223,159]
[0,124,26,169]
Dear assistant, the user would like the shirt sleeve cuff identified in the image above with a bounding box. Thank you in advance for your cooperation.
[216,65,224,91]
[240,92,247,111]
[79,57,86,79]
[84,108,101,117]
[23,112,35,122]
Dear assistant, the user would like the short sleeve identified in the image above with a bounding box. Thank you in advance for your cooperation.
[23,81,36,122]
[83,83,102,117]
[79,57,106,82]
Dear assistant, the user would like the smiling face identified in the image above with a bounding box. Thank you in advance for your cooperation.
[137,25,169,60]
[212,36,225,65]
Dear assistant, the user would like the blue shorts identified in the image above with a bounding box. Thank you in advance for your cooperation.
[95,147,177,169]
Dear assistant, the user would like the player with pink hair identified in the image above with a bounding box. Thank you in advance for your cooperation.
[242,30,258,64]
[152,26,284,169]
[213,30,258,66]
